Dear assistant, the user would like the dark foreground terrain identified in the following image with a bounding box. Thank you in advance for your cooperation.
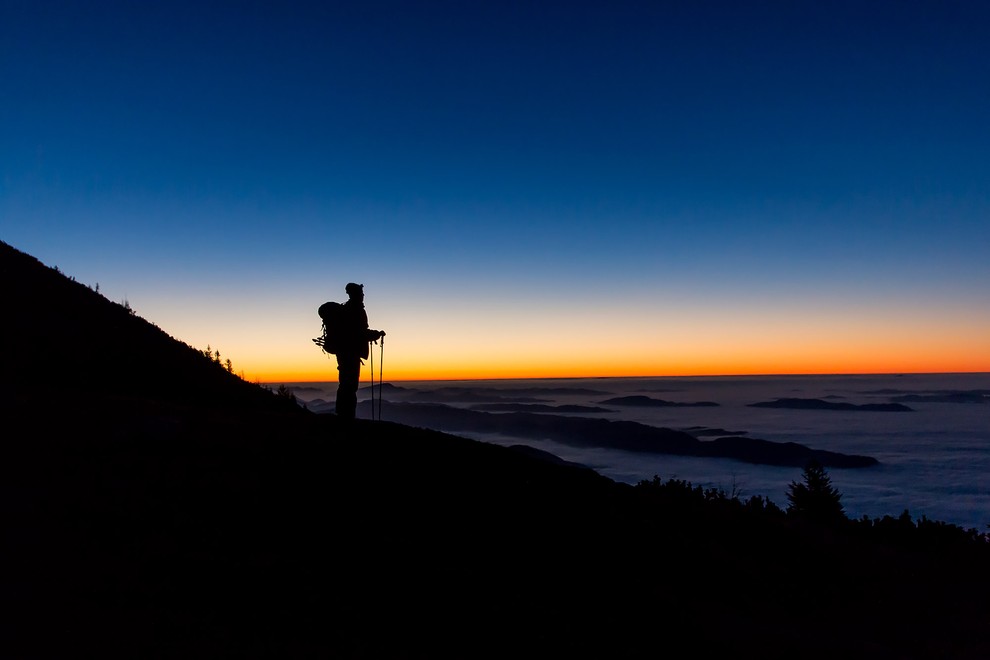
[3,240,989,659]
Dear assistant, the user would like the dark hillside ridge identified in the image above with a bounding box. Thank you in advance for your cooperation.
[2,240,989,659]
[0,242,294,416]
[0,240,296,413]
[362,400,879,467]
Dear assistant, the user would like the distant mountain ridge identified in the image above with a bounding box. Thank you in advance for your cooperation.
[600,394,720,407]
[364,399,879,468]
[748,397,914,412]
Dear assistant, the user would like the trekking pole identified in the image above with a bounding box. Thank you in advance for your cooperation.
[377,336,385,421]
[369,339,375,421]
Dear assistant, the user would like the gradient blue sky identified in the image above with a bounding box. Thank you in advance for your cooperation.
[3,1,989,381]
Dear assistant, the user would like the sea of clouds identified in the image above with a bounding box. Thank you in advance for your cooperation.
[285,373,990,532]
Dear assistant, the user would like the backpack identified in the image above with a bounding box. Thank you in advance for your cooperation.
[313,301,344,355]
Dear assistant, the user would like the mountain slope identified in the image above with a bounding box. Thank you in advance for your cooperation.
[0,240,295,411]
[2,240,989,659]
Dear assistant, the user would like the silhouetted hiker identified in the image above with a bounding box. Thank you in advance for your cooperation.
[334,282,385,420]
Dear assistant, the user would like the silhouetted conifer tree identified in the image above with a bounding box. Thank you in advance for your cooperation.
[276,384,298,406]
[786,460,845,523]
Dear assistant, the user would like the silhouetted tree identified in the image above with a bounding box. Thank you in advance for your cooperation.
[745,495,785,517]
[275,384,298,407]
[786,460,845,523]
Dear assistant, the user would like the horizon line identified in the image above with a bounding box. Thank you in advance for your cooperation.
[259,370,990,385]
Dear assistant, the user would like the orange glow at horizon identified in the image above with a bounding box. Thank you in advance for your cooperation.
[229,300,990,384]
[248,350,990,384]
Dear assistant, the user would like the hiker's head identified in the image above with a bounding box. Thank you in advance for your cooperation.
[345,282,364,300]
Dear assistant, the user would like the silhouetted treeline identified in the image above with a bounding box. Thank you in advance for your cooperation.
[637,468,989,549]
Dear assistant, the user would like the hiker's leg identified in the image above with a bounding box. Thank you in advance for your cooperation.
[336,355,360,419]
